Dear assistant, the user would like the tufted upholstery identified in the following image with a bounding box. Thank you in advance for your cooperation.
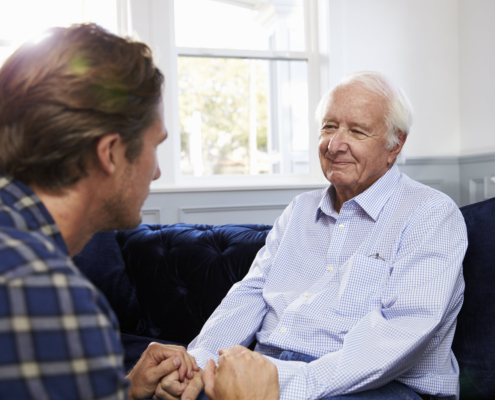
[74,223,271,368]
[115,223,271,344]
[453,197,495,399]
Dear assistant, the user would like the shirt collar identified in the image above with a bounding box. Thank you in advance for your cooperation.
[0,172,69,255]
[353,163,401,221]
[316,186,339,221]
[316,163,401,222]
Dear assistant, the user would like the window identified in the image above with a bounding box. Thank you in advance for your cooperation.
[0,0,122,67]
[174,0,313,179]
[1,0,327,189]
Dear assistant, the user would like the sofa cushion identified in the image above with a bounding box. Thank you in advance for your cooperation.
[116,223,271,345]
[73,231,146,335]
[454,197,495,399]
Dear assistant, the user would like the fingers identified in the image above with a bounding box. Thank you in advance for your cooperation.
[202,359,216,399]
[159,370,189,399]
[156,357,183,381]
[171,346,194,380]
[155,380,183,400]
[218,344,248,357]
[181,372,203,400]
[147,343,195,380]
[192,356,200,372]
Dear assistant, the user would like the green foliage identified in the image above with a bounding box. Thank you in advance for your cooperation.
[178,56,268,175]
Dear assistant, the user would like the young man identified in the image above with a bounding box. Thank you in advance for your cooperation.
[0,24,200,399]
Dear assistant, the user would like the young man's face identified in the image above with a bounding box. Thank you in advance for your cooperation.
[106,102,167,230]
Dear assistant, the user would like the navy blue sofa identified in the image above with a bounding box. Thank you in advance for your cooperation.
[73,224,271,372]
[74,198,495,399]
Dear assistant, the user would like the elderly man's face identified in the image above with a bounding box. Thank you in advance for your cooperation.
[318,83,403,203]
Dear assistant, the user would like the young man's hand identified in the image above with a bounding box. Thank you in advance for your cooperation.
[126,342,199,400]
[154,368,204,400]
[203,345,279,400]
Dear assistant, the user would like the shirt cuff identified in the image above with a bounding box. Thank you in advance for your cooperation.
[187,347,218,370]
[267,357,309,400]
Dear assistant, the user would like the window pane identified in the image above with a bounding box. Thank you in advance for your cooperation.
[174,0,305,52]
[178,56,309,176]
[0,0,118,66]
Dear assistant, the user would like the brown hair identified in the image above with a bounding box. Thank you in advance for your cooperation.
[0,23,164,190]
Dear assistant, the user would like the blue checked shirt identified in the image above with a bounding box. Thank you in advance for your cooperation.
[188,164,467,400]
[0,174,128,399]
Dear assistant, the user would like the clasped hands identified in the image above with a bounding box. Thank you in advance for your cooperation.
[146,345,279,400]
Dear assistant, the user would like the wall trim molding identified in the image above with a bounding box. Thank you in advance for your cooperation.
[141,208,161,224]
[151,182,328,194]
[403,152,495,166]
[416,179,444,191]
[459,153,495,164]
[403,156,459,165]
[180,203,288,223]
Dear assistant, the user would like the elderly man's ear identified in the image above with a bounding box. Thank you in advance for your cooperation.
[388,132,407,162]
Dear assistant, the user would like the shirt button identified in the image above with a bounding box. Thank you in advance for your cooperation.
[280,327,287,333]
[339,224,345,230]
[303,292,310,297]
[327,266,334,272]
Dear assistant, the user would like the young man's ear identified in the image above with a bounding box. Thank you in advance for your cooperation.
[95,133,122,175]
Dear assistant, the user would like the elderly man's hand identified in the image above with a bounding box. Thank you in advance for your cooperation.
[202,345,279,400]
[154,369,204,400]
[126,342,199,400]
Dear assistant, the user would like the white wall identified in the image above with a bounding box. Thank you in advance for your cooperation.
[138,0,494,223]
[324,0,461,158]
[459,0,495,156]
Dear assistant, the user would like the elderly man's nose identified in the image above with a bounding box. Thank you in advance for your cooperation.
[328,129,347,153]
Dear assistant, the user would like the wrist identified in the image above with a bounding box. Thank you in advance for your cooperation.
[126,376,139,400]
[127,390,138,400]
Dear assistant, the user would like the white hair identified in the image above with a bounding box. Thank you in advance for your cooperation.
[315,71,414,150]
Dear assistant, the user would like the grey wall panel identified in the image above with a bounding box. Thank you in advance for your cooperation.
[398,159,460,205]
[141,209,161,224]
[459,154,495,206]
[142,186,326,225]
[180,204,288,225]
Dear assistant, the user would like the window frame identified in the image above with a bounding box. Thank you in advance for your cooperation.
[130,0,328,191]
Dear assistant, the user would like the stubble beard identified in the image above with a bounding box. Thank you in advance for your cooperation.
[99,174,143,232]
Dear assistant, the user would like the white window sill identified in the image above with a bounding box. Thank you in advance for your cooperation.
[150,177,329,193]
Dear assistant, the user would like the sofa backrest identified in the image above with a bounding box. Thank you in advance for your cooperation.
[73,231,146,335]
[116,223,271,344]
[453,197,495,400]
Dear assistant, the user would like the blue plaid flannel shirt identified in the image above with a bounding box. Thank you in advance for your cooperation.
[189,164,468,400]
[0,173,128,399]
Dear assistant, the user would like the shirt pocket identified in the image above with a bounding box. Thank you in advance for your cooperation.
[335,254,390,319]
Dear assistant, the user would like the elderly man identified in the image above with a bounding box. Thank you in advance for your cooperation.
[0,24,205,399]
[159,72,467,400]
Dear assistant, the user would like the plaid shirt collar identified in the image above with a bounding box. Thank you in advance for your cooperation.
[317,163,401,222]
[0,172,69,255]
